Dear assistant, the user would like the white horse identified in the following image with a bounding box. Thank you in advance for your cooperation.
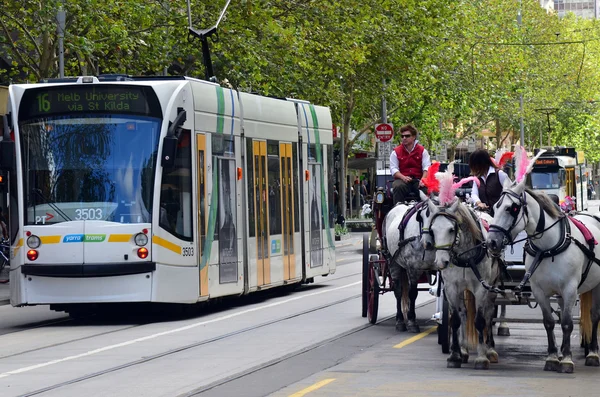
[383,197,437,333]
[424,199,500,369]
[486,179,600,373]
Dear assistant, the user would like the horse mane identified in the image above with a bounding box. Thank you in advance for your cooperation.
[455,204,483,242]
[525,188,564,219]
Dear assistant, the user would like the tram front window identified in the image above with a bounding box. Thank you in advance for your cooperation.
[530,171,560,189]
[20,115,160,225]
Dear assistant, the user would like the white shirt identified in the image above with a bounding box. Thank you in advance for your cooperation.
[389,140,431,177]
[470,166,510,204]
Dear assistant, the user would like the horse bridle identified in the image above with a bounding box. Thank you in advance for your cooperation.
[488,190,529,245]
[430,211,462,257]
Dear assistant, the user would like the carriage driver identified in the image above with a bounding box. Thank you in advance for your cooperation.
[389,124,431,205]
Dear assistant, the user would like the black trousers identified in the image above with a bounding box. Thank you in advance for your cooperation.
[392,178,425,205]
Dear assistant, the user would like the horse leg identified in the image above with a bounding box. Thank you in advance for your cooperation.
[393,281,407,332]
[447,306,463,368]
[474,306,491,370]
[497,304,510,336]
[484,298,499,363]
[557,290,577,374]
[406,276,421,333]
[585,285,600,367]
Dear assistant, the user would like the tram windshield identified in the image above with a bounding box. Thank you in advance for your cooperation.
[19,114,161,225]
[529,170,560,189]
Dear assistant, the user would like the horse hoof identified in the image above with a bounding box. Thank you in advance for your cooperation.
[585,354,600,367]
[447,359,462,368]
[487,350,499,363]
[396,322,407,332]
[497,326,510,336]
[475,358,490,370]
[462,354,469,364]
[407,323,421,333]
[544,359,560,372]
[558,360,574,374]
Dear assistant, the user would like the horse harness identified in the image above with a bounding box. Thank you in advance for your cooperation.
[429,207,502,294]
[490,190,600,292]
[384,201,427,265]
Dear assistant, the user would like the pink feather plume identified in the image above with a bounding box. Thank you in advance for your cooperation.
[514,146,530,183]
[436,161,456,206]
[452,176,480,190]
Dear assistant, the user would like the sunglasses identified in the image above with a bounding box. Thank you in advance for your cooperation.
[401,134,412,138]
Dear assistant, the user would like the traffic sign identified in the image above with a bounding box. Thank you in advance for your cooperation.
[375,123,394,142]
[377,141,392,160]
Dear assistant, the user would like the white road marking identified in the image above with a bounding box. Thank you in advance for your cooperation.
[0,281,361,379]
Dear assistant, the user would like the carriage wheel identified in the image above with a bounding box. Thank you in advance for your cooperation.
[362,233,370,318]
[440,295,450,354]
[367,257,380,324]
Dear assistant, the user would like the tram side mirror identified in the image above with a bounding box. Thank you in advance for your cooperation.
[161,108,187,168]
[161,136,178,168]
[0,115,14,171]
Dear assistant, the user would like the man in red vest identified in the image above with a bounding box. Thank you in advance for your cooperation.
[389,124,431,205]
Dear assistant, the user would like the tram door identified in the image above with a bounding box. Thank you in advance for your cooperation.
[253,141,270,286]
[280,143,295,280]
[566,167,576,197]
[197,134,208,297]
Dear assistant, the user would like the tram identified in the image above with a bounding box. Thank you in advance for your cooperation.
[0,75,335,311]
[527,147,588,211]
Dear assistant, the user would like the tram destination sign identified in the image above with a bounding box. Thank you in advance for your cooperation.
[534,158,559,167]
[19,85,162,120]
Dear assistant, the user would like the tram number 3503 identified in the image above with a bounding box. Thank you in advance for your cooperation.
[182,247,194,256]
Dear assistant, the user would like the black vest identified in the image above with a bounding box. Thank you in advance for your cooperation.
[478,172,502,209]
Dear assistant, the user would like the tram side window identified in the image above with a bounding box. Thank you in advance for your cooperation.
[246,139,255,238]
[267,141,281,236]
[293,143,299,233]
[159,129,192,240]
[327,145,335,226]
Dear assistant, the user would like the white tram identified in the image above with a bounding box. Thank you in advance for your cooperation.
[527,147,588,212]
[0,75,335,310]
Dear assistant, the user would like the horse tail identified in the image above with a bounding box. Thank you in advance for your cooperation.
[465,290,478,350]
[400,267,410,316]
[580,291,593,347]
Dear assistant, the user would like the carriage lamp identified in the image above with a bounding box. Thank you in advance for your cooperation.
[375,191,385,204]
[134,233,148,247]
[27,235,41,249]
[137,247,149,259]
[27,249,38,261]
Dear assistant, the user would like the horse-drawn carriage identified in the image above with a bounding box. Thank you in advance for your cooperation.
[360,182,448,349]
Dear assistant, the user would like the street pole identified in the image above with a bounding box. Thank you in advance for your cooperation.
[518,0,525,147]
[57,8,66,78]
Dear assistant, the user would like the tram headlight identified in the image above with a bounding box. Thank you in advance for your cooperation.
[134,233,148,246]
[137,247,149,259]
[27,235,41,249]
[27,249,38,261]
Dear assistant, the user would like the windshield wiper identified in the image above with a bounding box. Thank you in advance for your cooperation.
[32,189,72,222]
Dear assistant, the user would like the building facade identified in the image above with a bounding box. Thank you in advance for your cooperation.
[541,0,599,18]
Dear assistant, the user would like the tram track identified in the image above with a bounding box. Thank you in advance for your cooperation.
[0,271,363,365]
[14,291,366,397]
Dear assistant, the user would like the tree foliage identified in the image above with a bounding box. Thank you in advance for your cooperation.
[2,0,600,163]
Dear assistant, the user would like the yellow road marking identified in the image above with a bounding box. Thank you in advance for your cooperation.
[393,326,438,349]
[289,378,336,397]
